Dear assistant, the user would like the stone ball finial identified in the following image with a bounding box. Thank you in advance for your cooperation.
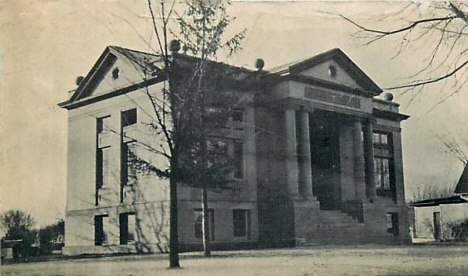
[75,76,84,86]
[170,40,181,53]
[255,58,265,71]
[384,92,394,102]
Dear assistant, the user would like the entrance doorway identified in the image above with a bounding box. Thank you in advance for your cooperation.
[310,111,341,210]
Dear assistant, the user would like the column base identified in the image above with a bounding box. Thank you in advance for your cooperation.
[292,198,320,243]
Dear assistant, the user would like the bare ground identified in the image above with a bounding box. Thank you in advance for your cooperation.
[2,244,468,276]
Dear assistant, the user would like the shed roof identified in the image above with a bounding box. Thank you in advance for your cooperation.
[455,163,468,194]
[411,195,468,207]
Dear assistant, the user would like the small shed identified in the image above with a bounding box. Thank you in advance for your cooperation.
[411,163,468,241]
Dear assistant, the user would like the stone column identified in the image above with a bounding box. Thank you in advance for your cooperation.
[285,109,299,196]
[353,119,366,200]
[299,110,313,197]
[363,120,377,200]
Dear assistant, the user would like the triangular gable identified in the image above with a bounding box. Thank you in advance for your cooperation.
[299,60,362,90]
[68,46,162,104]
[455,163,468,194]
[270,48,382,96]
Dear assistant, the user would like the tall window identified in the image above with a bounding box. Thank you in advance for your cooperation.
[97,116,111,134]
[207,138,244,179]
[121,142,137,187]
[233,209,251,239]
[375,158,390,189]
[119,213,136,245]
[193,209,215,241]
[122,108,137,127]
[234,141,244,179]
[96,116,111,206]
[373,131,395,198]
[96,147,110,190]
[94,215,109,246]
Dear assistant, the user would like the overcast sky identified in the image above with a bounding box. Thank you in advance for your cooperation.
[2,0,468,227]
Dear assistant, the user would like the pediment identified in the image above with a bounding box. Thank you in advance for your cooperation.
[298,60,363,90]
[69,46,162,103]
[273,48,382,96]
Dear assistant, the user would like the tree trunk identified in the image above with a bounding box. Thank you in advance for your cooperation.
[202,185,211,257]
[169,176,180,268]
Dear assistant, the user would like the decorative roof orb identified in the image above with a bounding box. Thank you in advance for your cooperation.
[170,40,180,53]
[383,92,394,102]
[255,58,265,70]
[75,76,84,86]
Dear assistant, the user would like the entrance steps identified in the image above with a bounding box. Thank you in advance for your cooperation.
[304,210,393,245]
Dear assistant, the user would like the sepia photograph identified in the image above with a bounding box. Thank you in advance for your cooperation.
[2,0,468,275]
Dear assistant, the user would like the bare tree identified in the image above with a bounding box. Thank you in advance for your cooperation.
[411,182,456,202]
[437,131,468,165]
[341,1,468,101]
[126,0,247,266]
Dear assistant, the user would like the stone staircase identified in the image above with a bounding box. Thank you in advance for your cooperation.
[304,210,393,245]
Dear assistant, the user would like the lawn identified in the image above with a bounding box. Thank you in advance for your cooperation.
[2,244,468,276]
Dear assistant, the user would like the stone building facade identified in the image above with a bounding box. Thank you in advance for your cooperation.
[59,46,410,255]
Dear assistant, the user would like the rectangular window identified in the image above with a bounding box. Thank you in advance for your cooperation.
[386,213,399,236]
[234,141,244,179]
[96,147,110,189]
[96,147,110,206]
[193,209,215,241]
[373,132,389,147]
[119,213,136,245]
[94,215,109,245]
[207,139,229,168]
[375,157,390,190]
[121,142,137,187]
[96,148,103,190]
[232,110,243,123]
[233,209,251,238]
[373,131,395,199]
[122,108,137,127]
[97,116,111,134]
[207,138,244,179]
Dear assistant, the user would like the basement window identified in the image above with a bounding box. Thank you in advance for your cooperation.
[386,213,399,236]
[119,213,136,245]
[193,209,215,241]
[95,215,109,245]
[233,209,251,239]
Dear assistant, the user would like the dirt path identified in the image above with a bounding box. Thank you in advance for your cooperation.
[2,245,468,276]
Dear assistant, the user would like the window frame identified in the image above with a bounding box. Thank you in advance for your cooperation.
[206,137,244,180]
[233,140,244,179]
[233,209,251,239]
[97,115,111,134]
[231,109,244,123]
[119,213,136,245]
[386,212,399,236]
[193,209,215,241]
[121,142,137,187]
[94,214,109,246]
[121,108,137,128]
[373,131,396,199]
